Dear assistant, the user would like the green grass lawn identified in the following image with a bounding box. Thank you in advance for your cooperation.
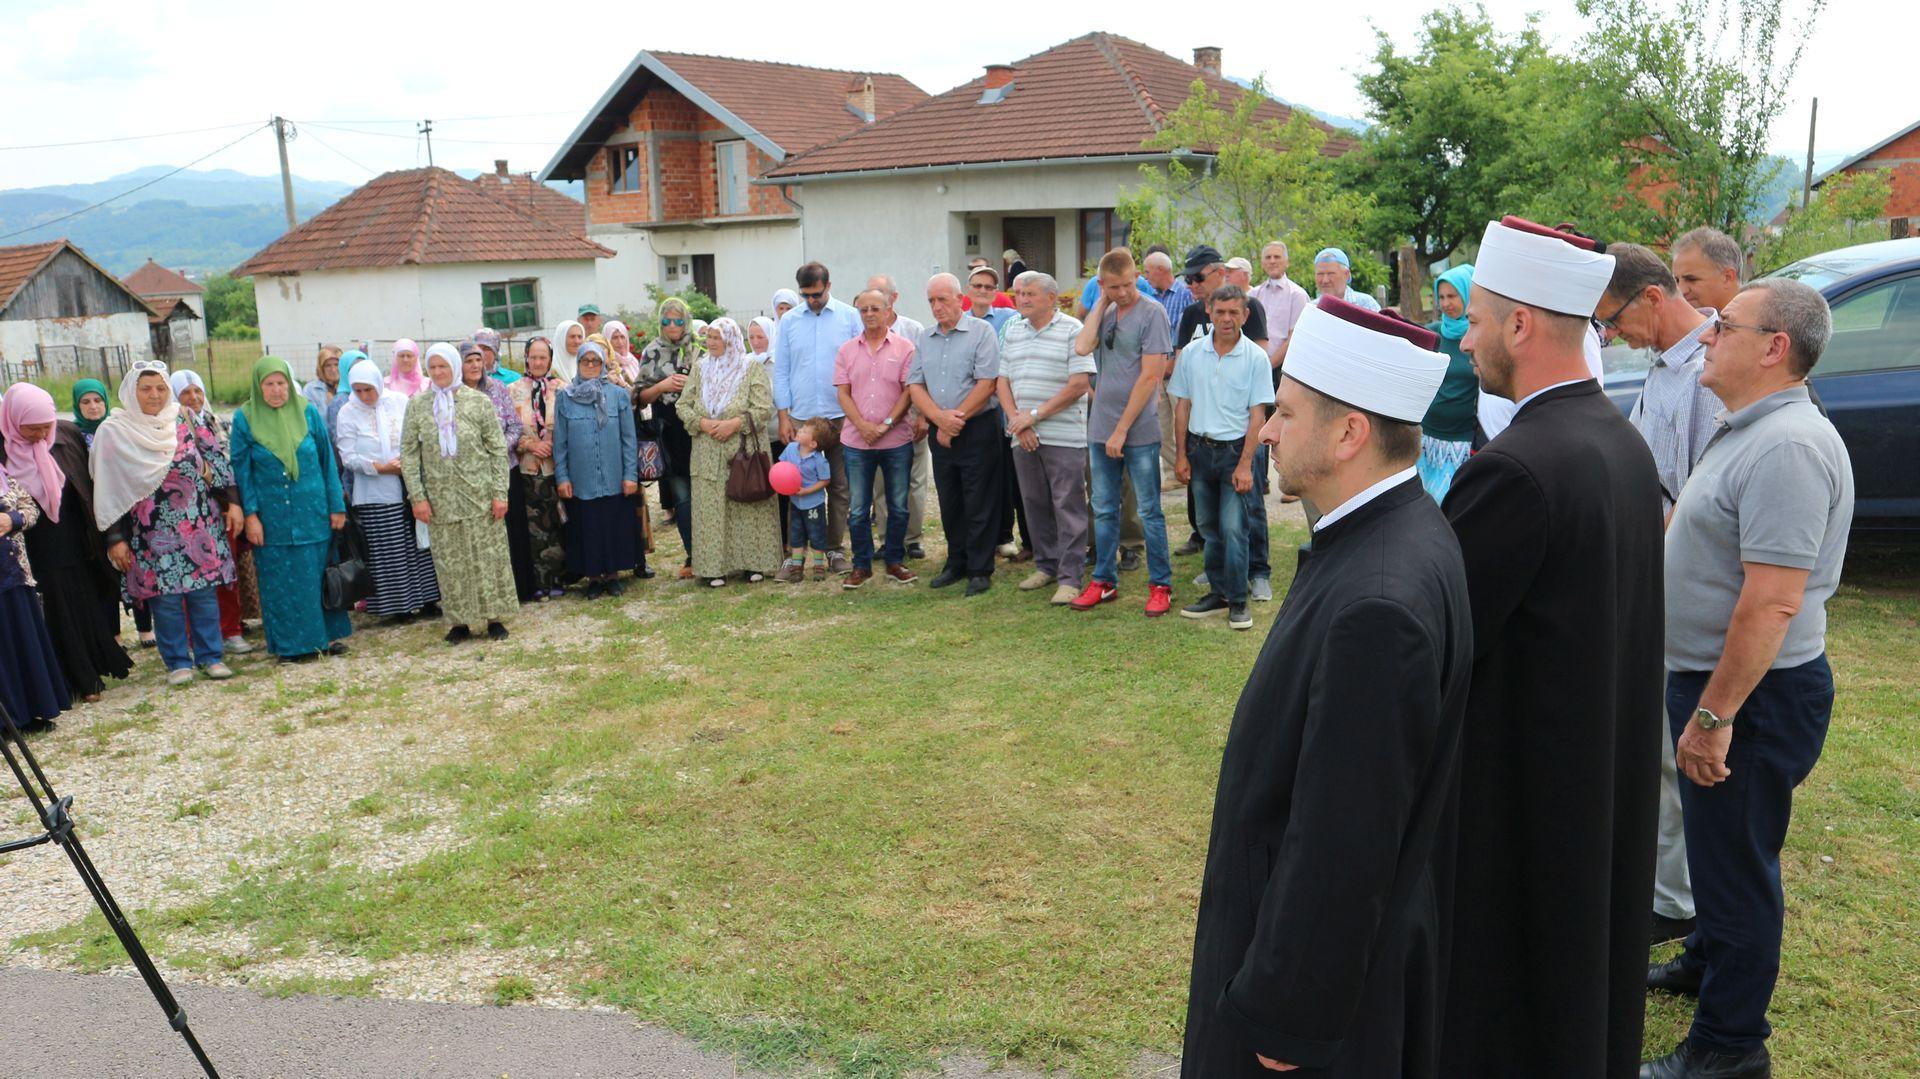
[16,528,1919,1077]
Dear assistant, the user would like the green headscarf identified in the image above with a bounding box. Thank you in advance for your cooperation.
[240,356,309,481]
[70,378,111,434]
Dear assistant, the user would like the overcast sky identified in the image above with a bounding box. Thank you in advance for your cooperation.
[0,0,1895,191]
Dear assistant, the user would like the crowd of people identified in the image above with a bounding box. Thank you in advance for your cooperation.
[0,215,1857,1079]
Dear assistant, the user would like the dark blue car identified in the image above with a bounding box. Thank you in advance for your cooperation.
[1602,236,1920,542]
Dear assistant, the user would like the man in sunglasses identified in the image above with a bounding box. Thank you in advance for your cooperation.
[774,262,862,574]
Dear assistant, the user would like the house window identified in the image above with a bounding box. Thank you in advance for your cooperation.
[1079,209,1131,274]
[716,141,750,215]
[609,145,642,195]
[481,279,540,331]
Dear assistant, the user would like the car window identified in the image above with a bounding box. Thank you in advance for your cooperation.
[1602,342,1656,384]
[1819,275,1920,376]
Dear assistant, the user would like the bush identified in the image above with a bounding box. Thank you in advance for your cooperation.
[212,324,261,341]
[203,272,257,336]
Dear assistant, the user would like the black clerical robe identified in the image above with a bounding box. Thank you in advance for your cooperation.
[1439,380,1665,1078]
[1183,477,1473,1078]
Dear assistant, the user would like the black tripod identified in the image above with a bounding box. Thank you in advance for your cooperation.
[1,699,221,1078]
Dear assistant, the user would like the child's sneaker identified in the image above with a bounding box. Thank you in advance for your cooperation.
[811,561,828,582]
[773,560,803,584]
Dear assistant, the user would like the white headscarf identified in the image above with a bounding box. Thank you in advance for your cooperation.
[551,320,584,382]
[699,318,752,415]
[424,343,463,457]
[168,369,213,423]
[89,361,182,529]
[771,288,800,313]
[342,358,403,458]
[748,316,778,365]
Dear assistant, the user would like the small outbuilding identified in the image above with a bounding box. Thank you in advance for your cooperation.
[0,239,156,384]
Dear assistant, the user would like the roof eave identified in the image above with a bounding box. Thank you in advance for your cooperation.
[758,150,1201,184]
[1813,116,1920,189]
[539,50,785,183]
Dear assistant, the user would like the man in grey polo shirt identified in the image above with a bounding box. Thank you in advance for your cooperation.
[907,273,1005,595]
[1642,278,1853,1079]
[1595,242,1726,947]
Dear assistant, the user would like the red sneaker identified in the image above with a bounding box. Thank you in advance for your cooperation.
[1068,580,1118,611]
[1144,584,1173,617]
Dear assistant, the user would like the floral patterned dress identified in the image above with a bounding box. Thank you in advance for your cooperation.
[400,386,516,628]
[106,414,237,602]
[676,363,781,578]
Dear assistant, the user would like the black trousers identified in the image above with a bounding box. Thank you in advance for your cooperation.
[1665,654,1834,1054]
[931,410,1006,578]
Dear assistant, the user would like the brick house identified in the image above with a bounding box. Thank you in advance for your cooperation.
[1814,118,1920,231]
[539,51,928,317]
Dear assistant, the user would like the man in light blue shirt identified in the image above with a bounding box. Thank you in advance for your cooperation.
[774,262,861,569]
[1169,284,1271,628]
[1313,247,1381,312]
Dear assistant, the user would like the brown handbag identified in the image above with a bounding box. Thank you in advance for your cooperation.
[724,412,775,503]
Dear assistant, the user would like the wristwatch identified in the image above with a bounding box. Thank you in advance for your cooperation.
[1693,706,1732,731]
[1028,407,1040,420]
[882,417,895,428]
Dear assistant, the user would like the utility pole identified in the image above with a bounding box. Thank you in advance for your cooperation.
[272,116,297,230]
[418,119,434,167]
[1802,97,1818,212]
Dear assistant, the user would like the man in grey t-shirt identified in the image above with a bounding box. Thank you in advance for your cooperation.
[1645,278,1853,1079]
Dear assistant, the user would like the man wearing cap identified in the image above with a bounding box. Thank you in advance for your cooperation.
[1182,294,1470,1078]
[1223,257,1253,290]
[1438,216,1664,1079]
[470,328,520,385]
[966,267,1018,334]
[1311,248,1381,313]
[577,303,602,339]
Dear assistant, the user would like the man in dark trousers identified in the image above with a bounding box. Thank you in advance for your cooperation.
[906,273,1005,595]
[1439,216,1665,1078]
[1182,296,1472,1078]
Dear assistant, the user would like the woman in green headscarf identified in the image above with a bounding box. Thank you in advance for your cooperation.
[1419,263,1480,500]
[71,378,112,445]
[229,355,351,661]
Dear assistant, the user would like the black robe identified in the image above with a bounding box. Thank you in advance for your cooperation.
[1183,477,1473,1078]
[1438,380,1664,1078]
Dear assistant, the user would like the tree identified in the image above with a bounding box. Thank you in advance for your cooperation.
[1752,170,1894,274]
[1341,7,1551,266]
[1116,78,1379,291]
[203,272,257,338]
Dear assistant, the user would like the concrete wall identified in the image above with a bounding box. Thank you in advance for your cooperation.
[787,161,1153,324]
[0,311,152,376]
[597,220,805,321]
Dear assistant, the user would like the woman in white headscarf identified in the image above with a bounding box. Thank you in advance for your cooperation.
[550,320,586,381]
[677,317,780,586]
[400,343,516,644]
[770,288,800,322]
[336,357,440,620]
[169,368,260,657]
[92,360,240,685]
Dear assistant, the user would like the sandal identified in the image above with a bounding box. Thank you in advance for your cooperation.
[676,565,694,579]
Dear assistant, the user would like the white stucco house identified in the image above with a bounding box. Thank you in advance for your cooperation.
[0,239,156,383]
[234,166,610,377]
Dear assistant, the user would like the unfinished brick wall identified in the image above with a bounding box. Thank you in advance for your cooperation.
[582,87,799,226]
[1848,126,1920,220]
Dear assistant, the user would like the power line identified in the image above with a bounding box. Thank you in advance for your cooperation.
[0,120,263,153]
[301,121,564,147]
[296,125,379,176]
[296,110,578,125]
[0,124,271,242]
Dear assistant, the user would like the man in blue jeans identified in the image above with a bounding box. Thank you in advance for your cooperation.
[1643,278,1854,1079]
[1169,284,1268,631]
[829,288,919,589]
[1070,247,1174,616]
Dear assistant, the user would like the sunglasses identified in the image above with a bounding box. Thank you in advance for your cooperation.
[1103,324,1118,351]
[662,318,686,327]
[798,289,826,300]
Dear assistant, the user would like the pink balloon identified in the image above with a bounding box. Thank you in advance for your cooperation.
[769,460,803,496]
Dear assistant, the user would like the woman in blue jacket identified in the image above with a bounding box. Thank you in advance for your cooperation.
[554,343,641,598]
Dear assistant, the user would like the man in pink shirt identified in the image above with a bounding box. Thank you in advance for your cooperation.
[831,288,920,588]
[1248,240,1312,371]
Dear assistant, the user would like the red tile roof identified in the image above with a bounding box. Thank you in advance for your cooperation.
[233,167,612,276]
[767,33,1356,179]
[0,241,66,313]
[468,173,588,239]
[145,295,198,324]
[122,258,203,296]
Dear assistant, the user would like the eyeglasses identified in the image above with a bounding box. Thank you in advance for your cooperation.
[1595,292,1641,333]
[798,288,826,300]
[1102,324,1118,351]
[661,318,686,327]
[1714,319,1781,337]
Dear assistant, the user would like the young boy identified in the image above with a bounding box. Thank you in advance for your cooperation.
[776,418,835,582]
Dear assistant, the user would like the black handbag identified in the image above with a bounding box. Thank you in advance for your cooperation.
[322,520,375,611]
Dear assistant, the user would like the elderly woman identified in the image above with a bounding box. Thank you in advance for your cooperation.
[2,471,68,731]
[305,345,345,423]
[472,328,519,385]
[461,338,527,597]
[71,378,112,446]
[1419,263,1480,500]
[335,358,440,620]
[171,369,261,657]
[550,319,586,381]
[92,361,239,686]
[401,343,516,643]
[554,342,641,597]
[231,356,350,662]
[508,337,567,599]
[678,318,780,586]
[771,288,799,323]
[386,338,425,398]
[2,383,131,703]
[636,297,698,576]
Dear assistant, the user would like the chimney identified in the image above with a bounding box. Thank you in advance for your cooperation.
[1193,46,1221,76]
[983,64,1016,90]
[846,75,876,122]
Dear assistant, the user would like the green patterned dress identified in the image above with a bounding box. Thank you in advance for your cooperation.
[400,386,516,628]
[676,363,781,578]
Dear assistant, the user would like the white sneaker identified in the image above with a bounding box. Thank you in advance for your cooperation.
[1193,570,1210,588]
[1250,577,1273,603]
[222,635,256,654]
[202,663,235,680]
[166,668,194,687]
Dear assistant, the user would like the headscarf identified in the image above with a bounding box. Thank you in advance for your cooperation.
[562,342,620,428]
[89,361,181,529]
[424,343,463,457]
[747,316,778,365]
[770,288,800,312]
[1,383,65,522]
[240,355,310,481]
[699,318,751,415]
[168,369,213,423]
[341,358,401,458]
[688,318,709,340]
[552,319,584,382]
[70,378,111,435]
[603,321,641,383]
[387,338,424,397]
[1433,263,1475,341]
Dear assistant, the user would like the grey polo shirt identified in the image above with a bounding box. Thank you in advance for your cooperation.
[1663,385,1853,672]
[907,315,1000,413]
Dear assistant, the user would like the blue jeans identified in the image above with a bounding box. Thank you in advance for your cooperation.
[148,586,223,672]
[1248,444,1271,580]
[1666,655,1834,1054]
[786,503,829,553]
[1187,435,1256,603]
[844,443,912,569]
[1088,441,1171,586]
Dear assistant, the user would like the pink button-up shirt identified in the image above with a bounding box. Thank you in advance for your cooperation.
[1248,275,1311,363]
[833,330,916,450]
